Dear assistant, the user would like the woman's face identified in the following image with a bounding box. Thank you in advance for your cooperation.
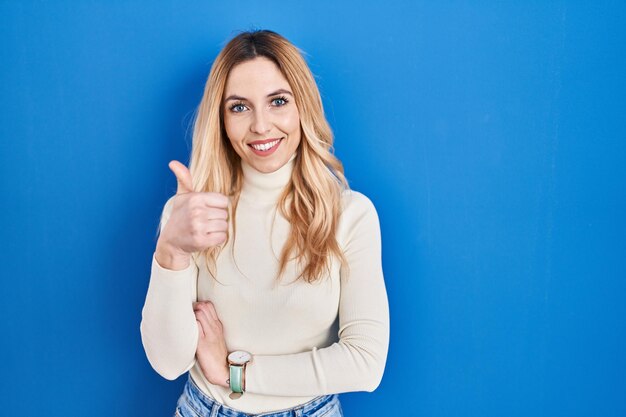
[223,56,301,173]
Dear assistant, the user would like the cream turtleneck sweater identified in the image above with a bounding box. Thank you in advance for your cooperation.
[140,155,389,413]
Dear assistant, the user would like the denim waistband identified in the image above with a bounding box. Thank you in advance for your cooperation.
[183,375,337,417]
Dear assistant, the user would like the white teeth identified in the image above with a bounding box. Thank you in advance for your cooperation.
[251,139,280,151]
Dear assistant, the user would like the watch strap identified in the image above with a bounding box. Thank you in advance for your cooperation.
[229,364,244,393]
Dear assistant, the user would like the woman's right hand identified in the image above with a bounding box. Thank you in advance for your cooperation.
[155,160,229,270]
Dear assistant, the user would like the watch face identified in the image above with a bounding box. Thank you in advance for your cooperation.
[228,350,251,365]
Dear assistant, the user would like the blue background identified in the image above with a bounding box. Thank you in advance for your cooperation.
[1,1,625,416]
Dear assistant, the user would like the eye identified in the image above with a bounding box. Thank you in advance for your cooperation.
[271,95,289,107]
[229,102,248,113]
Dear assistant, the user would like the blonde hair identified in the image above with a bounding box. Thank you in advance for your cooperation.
[188,30,349,283]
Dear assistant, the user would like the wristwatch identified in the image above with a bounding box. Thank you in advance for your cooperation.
[227,350,251,399]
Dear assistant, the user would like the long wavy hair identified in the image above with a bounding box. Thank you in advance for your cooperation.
[186,29,349,283]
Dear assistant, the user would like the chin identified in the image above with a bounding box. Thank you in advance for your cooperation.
[246,160,276,174]
[246,154,288,173]
[257,162,283,173]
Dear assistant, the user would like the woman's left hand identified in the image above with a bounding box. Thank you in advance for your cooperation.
[193,301,230,388]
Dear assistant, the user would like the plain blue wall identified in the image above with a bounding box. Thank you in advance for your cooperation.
[1,1,625,416]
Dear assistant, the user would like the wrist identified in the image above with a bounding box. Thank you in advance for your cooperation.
[221,364,230,388]
[155,240,190,270]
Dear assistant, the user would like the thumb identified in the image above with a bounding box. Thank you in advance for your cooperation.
[168,160,194,194]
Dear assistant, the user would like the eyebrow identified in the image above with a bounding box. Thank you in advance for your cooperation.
[224,89,293,102]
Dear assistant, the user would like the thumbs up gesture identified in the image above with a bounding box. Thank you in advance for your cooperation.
[154,161,229,270]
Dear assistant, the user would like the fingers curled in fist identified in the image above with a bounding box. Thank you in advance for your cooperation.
[159,160,231,254]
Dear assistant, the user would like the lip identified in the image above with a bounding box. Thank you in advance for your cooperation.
[248,137,283,145]
[248,138,283,157]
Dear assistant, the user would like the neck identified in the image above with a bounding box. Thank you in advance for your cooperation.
[240,153,296,203]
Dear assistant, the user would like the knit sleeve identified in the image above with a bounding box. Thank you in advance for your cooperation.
[244,192,390,395]
[140,196,199,380]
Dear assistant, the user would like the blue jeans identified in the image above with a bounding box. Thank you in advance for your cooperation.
[174,376,344,417]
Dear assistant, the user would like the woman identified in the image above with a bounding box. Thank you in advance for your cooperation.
[140,30,389,417]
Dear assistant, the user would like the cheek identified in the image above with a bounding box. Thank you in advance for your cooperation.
[223,115,245,144]
[280,108,301,135]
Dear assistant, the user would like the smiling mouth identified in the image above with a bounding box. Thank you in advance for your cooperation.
[248,138,283,152]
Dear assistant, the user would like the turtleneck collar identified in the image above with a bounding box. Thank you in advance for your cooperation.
[240,153,296,204]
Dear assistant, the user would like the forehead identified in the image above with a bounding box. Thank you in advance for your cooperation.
[224,57,291,95]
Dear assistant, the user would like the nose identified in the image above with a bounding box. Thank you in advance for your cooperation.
[250,109,271,135]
